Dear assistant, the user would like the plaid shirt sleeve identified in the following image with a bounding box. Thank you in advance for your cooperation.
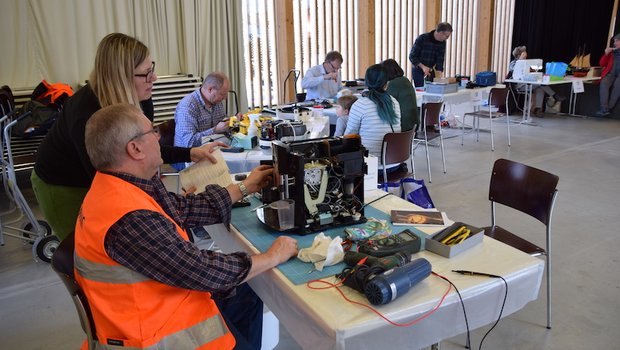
[102,172,249,295]
[409,34,425,66]
[172,184,233,229]
[105,210,251,294]
[435,42,446,72]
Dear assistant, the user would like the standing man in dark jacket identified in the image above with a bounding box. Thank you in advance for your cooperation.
[409,22,453,87]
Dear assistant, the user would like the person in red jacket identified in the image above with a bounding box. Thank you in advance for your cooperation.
[596,34,620,117]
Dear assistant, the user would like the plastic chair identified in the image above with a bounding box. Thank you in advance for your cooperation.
[462,88,510,151]
[483,158,559,329]
[378,129,415,183]
[51,232,98,350]
[0,86,15,116]
[156,119,182,193]
[157,118,176,147]
[414,102,446,183]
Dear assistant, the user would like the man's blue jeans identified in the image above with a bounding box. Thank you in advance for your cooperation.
[216,283,264,350]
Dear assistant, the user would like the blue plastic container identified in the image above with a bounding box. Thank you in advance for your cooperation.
[545,62,568,80]
[475,71,497,86]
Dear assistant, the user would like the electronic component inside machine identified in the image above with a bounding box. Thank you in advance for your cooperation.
[258,136,368,234]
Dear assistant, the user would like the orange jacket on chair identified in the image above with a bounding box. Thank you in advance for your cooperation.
[74,172,235,350]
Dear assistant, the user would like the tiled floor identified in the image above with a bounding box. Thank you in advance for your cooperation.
[1,112,619,349]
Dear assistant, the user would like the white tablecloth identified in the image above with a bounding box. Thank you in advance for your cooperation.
[209,189,544,350]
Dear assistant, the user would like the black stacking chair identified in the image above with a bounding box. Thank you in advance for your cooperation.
[51,232,98,350]
[484,158,559,329]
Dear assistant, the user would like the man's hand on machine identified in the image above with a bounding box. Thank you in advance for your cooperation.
[244,165,274,194]
[226,165,273,203]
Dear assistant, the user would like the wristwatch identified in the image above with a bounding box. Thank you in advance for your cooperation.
[238,181,249,197]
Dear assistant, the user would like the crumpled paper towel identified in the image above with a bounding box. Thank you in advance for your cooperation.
[297,233,344,271]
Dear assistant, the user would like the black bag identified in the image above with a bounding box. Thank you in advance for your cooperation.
[12,100,58,138]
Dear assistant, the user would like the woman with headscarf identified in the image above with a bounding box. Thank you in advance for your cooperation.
[344,64,401,159]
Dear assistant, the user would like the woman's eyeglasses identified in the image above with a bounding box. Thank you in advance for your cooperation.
[134,61,156,82]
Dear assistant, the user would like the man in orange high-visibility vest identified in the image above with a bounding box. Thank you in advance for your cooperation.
[75,103,298,350]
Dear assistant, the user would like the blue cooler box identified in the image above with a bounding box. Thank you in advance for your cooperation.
[475,71,497,86]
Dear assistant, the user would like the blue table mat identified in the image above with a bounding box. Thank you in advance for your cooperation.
[231,198,428,285]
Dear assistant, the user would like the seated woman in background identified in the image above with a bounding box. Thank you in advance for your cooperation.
[344,64,401,161]
[382,59,419,131]
[507,45,565,117]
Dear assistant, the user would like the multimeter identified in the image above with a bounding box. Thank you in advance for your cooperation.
[357,229,422,257]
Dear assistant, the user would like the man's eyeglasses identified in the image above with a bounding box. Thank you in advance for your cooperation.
[130,127,160,141]
[134,61,156,83]
[328,61,340,72]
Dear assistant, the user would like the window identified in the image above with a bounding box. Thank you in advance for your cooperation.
[375,0,426,77]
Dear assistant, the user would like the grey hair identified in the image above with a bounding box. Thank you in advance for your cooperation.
[613,33,620,41]
[203,72,228,90]
[85,104,144,170]
[512,45,527,58]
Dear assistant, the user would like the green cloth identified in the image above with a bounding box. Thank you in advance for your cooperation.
[30,170,88,240]
[387,76,419,131]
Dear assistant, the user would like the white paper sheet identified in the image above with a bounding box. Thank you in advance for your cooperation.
[178,149,232,192]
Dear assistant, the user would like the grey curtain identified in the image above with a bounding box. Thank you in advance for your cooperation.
[0,0,247,110]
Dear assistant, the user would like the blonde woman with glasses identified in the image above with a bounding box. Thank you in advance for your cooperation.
[32,33,222,241]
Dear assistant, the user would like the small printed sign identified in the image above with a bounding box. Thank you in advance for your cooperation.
[572,80,585,93]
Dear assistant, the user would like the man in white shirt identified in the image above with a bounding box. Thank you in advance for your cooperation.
[301,51,343,100]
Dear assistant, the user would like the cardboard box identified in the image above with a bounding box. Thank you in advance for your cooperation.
[433,77,457,84]
[425,222,484,258]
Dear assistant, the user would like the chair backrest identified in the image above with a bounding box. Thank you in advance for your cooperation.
[156,119,176,147]
[422,102,443,126]
[51,233,98,348]
[489,88,508,108]
[489,158,559,225]
[381,129,414,166]
[0,85,15,116]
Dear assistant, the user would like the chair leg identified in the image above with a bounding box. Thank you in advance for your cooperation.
[439,134,446,174]
[546,252,551,329]
[410,140,417,178]
[475,117,480,142]
[424,136,432,182]
[506,114,511,147]
[489,115,495,151]
[461,115,464,146]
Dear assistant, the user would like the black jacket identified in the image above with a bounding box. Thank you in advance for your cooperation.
[34,85,190,187]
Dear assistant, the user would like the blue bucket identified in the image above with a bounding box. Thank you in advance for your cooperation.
[545,62,568,80]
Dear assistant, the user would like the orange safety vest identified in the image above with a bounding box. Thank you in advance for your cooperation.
[74,172,235,350]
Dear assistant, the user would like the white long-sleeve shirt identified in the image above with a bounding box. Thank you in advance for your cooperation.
[301,64,342,100]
